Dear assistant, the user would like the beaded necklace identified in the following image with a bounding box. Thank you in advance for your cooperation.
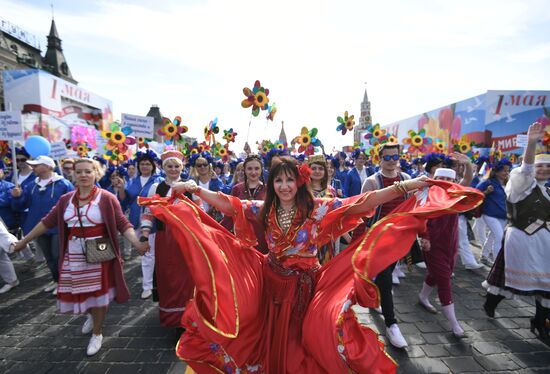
[276,205,296,234]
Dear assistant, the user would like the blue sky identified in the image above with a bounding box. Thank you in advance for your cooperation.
[1,0,550,153]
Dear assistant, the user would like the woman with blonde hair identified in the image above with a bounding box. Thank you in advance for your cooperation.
[188,152,223,220]
[13,158,149,356]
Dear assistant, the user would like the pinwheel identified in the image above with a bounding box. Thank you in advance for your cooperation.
[266,103,277,121]
[136,136,152,149]
[401,153,411,162]
[197,141,210,153]
[223,128,237,143]
[258,140,274,155]
[433,139,447,153]
[386,134,398,144]
[241,80,269,117]
[336,111,355,135]
[273,140,286,151]
[101,122,135,163]
[293,127,322,156]
[75,143,92,157]
[363,123,388,146]
[204,118,219,145]
[367,145,380,165]
[403,128,432,154]
[158,116,188,145]
[453,135,475,157]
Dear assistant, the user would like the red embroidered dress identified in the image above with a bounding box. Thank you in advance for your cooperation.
[141,181,483,373]
[57,191,116,314]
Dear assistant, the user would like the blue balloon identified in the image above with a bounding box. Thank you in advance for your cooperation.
[25,136,51,158]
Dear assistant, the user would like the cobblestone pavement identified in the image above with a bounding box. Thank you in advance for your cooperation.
[1,244,549,374]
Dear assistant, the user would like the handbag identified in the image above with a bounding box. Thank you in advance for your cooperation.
[75,198,116,263]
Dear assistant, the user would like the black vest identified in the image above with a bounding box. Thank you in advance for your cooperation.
[506,185,550,235]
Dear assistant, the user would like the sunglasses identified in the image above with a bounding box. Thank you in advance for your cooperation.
[196,163,208,167]
[382,154,400,161]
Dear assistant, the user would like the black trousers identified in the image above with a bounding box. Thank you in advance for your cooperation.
[375,262,397,327]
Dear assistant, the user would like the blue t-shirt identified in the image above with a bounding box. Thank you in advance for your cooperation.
[476,178,507,219]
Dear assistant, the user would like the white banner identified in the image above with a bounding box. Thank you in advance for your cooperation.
[0,111,24,140]
[515,134,528,148]
[121,113,154,138]
[50,142,68,160]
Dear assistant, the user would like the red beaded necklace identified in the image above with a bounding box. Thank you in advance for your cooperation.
[76,185,98,201]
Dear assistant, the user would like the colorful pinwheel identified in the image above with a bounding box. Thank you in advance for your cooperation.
[204,118,219,145]
[158,116,188,145]
[258,140,274,155]
[273,140,286,151]
[223,128,237,143]
[293,127,322,156]
[363,123,388,146]
[403,128,432,154]
[336,111,355,135]
[241,80,269,117]
[453,135,475,157]
[75,143,92,157]
[136,137,152,149]
[266,103,277,121]
[433,139,447,153]
[101,122,135,163]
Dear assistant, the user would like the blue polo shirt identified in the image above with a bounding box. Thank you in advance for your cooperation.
[476,178,507,219]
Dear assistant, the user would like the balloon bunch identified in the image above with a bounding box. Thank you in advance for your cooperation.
[336,111,355,135]
[403,129,432,154]
[241,80,270,117]
[158,116,188,145]
[293,127,322,156]
[101,122,135,163]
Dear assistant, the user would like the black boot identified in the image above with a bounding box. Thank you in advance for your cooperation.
[483,293,504,318]
[532,301,550,346]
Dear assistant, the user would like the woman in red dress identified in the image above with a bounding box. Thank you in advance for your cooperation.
[141,156,483,373]
[14,158,149,356]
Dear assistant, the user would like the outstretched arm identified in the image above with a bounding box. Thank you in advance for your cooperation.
[347,176,429,215]
[172,181,234,216]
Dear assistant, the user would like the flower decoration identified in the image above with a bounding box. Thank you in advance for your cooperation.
[75,143,92,157]
[204,118,219,145]
[223,128,237,143]
[336,111,355,135]
[293,127,322,156]
[135,149,160,165]
[401,153,411,162]
[387,134,398,144]
[266,103,277,121]
[197,141,210,153]
[137,137,152,149]
[453,135,475,157]
[105,165,129,179]
[258,140,274,155]
[101,122,135,163]
[273,140,286,151]
[403,128,432,154]
[158,116,188,145]
[433,139,447,153]
[296,163,312,187]
[241,80,270,117]
[367,146,380,165]
[363,123,388,146]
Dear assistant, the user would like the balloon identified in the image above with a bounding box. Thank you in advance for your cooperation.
[25,136,51,158]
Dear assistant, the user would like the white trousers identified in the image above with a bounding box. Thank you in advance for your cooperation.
[481,215,507,259]
[141,233,156,291]
[0,250,17,284]
[472,216,487,244]
[457,215,478,266]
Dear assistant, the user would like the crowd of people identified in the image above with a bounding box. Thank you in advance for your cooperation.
[0,121,548,373]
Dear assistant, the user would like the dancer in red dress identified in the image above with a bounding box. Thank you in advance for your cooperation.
[141,156,483,373]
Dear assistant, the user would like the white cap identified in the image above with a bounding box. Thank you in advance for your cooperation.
[433,167,456,180]
[534,154,550,165]
[26,155,55,168]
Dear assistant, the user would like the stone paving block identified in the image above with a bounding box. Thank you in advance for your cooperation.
[473,353,521,371]
[397,322,422,335]
[422,332,460,345]
[134,349,164,363]
[502,339,539,353]
[79,362,114,374]
[512,352,550,369]
[6,348,49,361]
[118,326,143,337]
[46,362,87,374]
[443,343,473,357]
[139,363,173,374]
[415,321,446,333]
[442,356,485,373]
[101,336,132,349]
[396,357,449,374]
[420,344,449,358]
[472,341,511,355]
[102,348,141,363]
[5,361,53,374]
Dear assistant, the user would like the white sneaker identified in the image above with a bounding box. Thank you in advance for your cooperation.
[141,289,152,299]
[44,281,57,292]
[52,286,58,296]
[395,268,406,278]
[392,274,400,285]
[0,280,19,294]
[386,324,408,348]
[465,262,483,270]
[415,262,427,269]
[86,334,103,356]
[82,314,93,334]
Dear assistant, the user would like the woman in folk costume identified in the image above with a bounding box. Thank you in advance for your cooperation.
[140,150,198,328]
[417,164,474,338]
[483,122,550,346]
[221,155,268,253]
[124,150,164,299]
[13,158,148,356]
[188,152,224,221]
[140,155,483,373]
